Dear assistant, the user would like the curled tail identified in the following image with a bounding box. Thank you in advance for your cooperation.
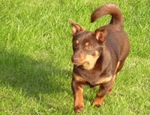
[91,4,124,27]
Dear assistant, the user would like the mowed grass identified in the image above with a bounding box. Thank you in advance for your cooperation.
[0,0,149,114]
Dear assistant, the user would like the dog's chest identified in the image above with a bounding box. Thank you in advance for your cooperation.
[77,69,111,86]
[84,71,100,85]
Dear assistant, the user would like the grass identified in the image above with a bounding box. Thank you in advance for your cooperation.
[0,0,149,114]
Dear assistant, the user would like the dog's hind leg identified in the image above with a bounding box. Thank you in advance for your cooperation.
[108,61,120,93]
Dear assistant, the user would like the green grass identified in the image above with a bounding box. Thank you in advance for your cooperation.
[0,0,149,114]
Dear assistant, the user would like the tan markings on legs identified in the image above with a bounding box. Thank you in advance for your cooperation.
[108,61,120,93]
[93,96,105,107]
[72,73,85,113]
[112,61,120,83]
[74,85,84,113]
[115,61,120,74]
[93,85,110,107]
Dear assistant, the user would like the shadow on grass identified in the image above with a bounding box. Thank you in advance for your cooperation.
[0,49,72,98]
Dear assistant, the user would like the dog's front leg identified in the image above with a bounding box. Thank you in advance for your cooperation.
[93,83,110,107]
[72,79,84,113]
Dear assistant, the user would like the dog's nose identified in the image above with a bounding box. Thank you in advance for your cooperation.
[72,56,79,63]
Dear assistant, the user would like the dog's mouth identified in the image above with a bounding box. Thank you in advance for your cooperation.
[72,56,91,68]
[73,60,95,70]
[75,62,88,67]
[72,58,87,67]
[72,60,86,66]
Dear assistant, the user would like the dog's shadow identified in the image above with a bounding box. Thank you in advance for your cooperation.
[0,49,72,99]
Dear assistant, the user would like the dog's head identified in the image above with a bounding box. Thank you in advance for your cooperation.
[70,20,108,70]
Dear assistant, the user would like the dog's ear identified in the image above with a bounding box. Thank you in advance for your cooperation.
[70,19,85,36]
[95,29,108,44]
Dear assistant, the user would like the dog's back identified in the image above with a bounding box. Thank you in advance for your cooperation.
[91,4,130,72]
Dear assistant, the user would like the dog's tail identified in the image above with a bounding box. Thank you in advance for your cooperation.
[91,4,123,27]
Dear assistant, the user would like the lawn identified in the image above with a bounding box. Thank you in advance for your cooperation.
[0,0,149,114]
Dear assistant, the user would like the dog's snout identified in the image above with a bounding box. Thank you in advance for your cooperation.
[72,51,86,66]
[72,56,79,63]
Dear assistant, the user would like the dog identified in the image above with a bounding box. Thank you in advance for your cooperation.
[70,3,130,113]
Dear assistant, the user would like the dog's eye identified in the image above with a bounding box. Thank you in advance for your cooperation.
[85,45,93,50]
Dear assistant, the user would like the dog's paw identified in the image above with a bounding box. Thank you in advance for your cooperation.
[93,101,102,107]
[93,97,104,107]
[74,105,84,113]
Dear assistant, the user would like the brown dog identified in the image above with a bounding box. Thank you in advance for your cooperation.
[70,4,130,113]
